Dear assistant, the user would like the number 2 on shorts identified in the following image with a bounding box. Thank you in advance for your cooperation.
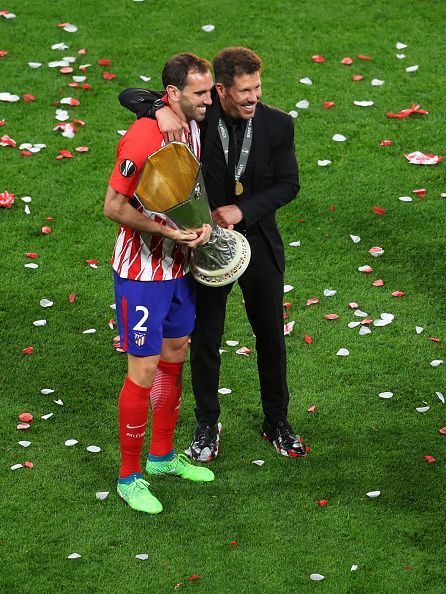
[133,306,149,331]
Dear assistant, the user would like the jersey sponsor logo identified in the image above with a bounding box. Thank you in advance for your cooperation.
[119,159,137,177]
[134,332,146,347]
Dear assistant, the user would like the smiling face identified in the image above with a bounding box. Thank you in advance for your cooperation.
[216,71,262,120]
[167,69,214,123]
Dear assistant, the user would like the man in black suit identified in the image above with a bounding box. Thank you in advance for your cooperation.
[119,47,306,461]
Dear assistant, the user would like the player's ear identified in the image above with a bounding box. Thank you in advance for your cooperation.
[166,84,180,104]
[215,82,226,99]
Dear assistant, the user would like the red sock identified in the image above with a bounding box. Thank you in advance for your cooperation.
[118,374,151,478]
[149,360,184,457]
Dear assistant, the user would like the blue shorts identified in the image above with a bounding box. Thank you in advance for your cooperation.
[114,272,196,356]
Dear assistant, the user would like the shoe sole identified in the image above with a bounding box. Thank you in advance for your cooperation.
[185,423,222,462]
[262,433,307,458]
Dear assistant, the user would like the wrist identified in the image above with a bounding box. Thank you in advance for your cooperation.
[149,99,167,120]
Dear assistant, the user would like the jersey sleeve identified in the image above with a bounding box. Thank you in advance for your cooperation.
[108,119,163,198]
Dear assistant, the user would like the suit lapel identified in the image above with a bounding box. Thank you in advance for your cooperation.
[252,105,267,192]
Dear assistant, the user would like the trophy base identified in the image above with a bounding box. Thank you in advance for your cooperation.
[190,230,251,287]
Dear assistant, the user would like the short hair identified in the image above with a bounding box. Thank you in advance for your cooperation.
[162,53,212,90]
[213,47,262,88]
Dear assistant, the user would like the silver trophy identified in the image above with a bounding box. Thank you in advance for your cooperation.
[135,142,251,287]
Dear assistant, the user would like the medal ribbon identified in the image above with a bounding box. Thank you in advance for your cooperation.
[217,117,253,183]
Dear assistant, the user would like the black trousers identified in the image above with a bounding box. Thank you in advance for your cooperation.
[190,231,290,427]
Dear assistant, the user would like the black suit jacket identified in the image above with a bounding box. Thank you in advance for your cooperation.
[118,88,300,273]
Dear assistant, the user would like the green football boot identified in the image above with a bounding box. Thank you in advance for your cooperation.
[146,453,215,482]
[117,477,163,514]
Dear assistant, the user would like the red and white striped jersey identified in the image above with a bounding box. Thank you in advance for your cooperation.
[108,115,201,281]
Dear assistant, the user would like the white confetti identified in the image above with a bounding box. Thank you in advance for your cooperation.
[225,340,239,347]
[140,76,151,82]
[24,204,31,215]
[252,460,265,467]
[54,399,64,406]
[371,79,385,86]
[0,92,20,102]
[396,41,407,50]
[317,159,331,167]
[406,65,419,73]
[299,77,313,85]
[40,299,53,308]
[72,75,86,82]
[366,490,381,498]
[21,196,32,203]
[289,241,301,247]
[33,319,47,327]
[379,392,393,399]
[380,313,394,322]
[336,348,349,357]
[11,464,23,471]
[350,234,361,243]
[19,440,32,447]
[2,11,16,19]
[283,285,294,293]
[323,289,336,297]
[41,413,53,420]
[65,439,78,446]
[416,406,430,413]
[369,246,384,257]
[399,196,413,202]
[25,263,38,269]
[359,326,371,336]
[358,265,372,273]
[310,573,325,581]
[83,329,96,334]
[135,553,149,560]
[96,491,110,500]
[218,388,232,395]
[430,360,443,367]
[295,100,309,109]
[373,319,392,327]
[348,322,361,329]
[284,321,295,336]
[354,310,368,318]
[416,326,424,334]
[63,23,78,33]
[41,388,54,395]
[353,100,374,107]
[86,445,101,453]
[396,53,406,59]
[436,392,445,404]
[332,133,346,142]
[288,110,298,118]
[351,565,358,571]
[51,43,69,50]
[28,62,42,69]
[67,553,81,559]
[201,24,215,32]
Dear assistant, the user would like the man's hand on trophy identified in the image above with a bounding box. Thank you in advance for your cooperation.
[156,107,190,142]
[212,205,243,230]
[168,224,212,248]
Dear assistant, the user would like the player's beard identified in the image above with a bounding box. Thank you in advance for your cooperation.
[180,97,207,122]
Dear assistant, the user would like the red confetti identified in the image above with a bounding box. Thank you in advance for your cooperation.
[17,423,30,430]
[58,149,73,159]
[24,252,38,259]
[188,575,200,582]
[0,120,5,126]
[98,59,112,66]
[317,499,329,506]
[304,334,313,344]
[283,302,292,310]
[75,146,89,152]
[323,101,336,109]
[372,206,387,215]
[73,119,86,126]
[361,318,374,326]
[307,405,317,413]
[348,302,359,310]
[21,150,33,157]
[69,292,76,303]
[306,297,319,306]
[423,455,436,464]
[429,337,440,343]
[413,188,427,198]
[18,413,33,423]
[69,98,80,106]
[22,94,36,102]
[24,461,34,469]
[380,140,393,146]
[439,427,446,435]
[230,540,239,547]
[47,217,54,221]
[352,74,364,81]
[0,50,8,58]
[86,259,99,266]
[387,104,429,119]
[329,204,335,212]
[41,226,52,234]
[22,346,34,354]
[311,55,325,63]
[341,57,353,65]
[404,566,413,571]
[60,67,73,74]
[391,291,405,297]
[68,82,79,88]
[1,134,16,147]
[103,71,116,80]
[324,313,339,320]
[372,279,384,287]
[0,191,15,208]
[78,48,87,55]
[82,84,92,90]
[357,54,372,61]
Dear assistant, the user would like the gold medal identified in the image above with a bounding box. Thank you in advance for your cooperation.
[235,180,244,196]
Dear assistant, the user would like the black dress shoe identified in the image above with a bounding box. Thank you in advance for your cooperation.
[262,420,306,457]
[185,423,222,462]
